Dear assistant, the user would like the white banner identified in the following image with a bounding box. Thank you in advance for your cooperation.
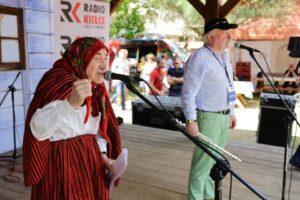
[54,0,110,60]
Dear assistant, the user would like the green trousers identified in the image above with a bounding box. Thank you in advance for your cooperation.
[188,111,230,200]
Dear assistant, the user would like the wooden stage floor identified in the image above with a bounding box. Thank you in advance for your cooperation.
[0,124,300,200]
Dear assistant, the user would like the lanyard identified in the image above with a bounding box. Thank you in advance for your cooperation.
[204,46,232,87]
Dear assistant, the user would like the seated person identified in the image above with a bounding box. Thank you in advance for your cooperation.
[256,71,264,91]
[282,63,298,89]
[167,57,184,96]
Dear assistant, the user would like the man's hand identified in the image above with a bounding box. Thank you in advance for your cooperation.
[67,79,92,109]
[230,115,237,129]
[186,122,199,137]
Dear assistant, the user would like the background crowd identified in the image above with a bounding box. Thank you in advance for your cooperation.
[109,50,185,108]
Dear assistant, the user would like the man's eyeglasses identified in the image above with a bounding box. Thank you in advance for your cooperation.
[174,63,179,65]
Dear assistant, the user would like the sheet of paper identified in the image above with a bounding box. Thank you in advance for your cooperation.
[108,148,128,193]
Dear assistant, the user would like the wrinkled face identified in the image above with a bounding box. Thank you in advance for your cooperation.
[86,48,108,84]
[209,29,231,51]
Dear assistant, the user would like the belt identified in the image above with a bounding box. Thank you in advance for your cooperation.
[197,109,230,115]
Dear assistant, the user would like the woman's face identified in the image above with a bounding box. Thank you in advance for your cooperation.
[86,48,108,84]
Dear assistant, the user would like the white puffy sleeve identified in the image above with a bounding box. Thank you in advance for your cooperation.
[30,100,77,141]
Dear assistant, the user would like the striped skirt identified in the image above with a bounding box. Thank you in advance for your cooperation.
[30,134,109,200]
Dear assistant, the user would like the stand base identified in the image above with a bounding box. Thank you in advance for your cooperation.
[0,159,23,182]
[0,151,23,171]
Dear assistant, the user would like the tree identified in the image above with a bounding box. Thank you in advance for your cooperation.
[228,0,296,24]
[146,0,297,38]
[110,0,155,39]
[110,0,297,40]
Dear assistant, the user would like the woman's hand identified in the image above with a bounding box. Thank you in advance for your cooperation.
[102,154,115,173]
[67,79,92,109]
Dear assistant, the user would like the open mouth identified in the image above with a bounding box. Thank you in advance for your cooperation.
[97,71,105,75]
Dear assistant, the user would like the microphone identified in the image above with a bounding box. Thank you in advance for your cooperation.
[234,42,261,53]
[104,71,143,83]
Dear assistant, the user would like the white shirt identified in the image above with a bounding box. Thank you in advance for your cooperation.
[143,62,156,81]
[181,46,235,120]
[111,57,130,86]
[30,100,107,152]
[165,58,173,69]
[111,57,129,75]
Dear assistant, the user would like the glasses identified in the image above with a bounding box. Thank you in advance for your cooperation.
[174,63,179,65]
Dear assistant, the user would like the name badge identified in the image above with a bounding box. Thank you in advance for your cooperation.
[228,86,236,105]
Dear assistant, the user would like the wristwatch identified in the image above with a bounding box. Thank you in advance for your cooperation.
[186,119,197,124]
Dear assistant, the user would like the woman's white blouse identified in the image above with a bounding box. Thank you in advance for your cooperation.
[30,100,107,152]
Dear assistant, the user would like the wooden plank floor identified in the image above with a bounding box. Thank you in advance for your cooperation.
[0,124,300,200]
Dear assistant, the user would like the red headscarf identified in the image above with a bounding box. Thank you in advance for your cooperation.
[62,37,108,123]
[22,37,121,186]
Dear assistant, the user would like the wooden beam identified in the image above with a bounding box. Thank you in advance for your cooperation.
[220,0,242,18]
[205,0,221,22]
[187,0,206,19]
[110,0,122,15]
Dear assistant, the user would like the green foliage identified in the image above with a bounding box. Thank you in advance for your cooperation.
[110,0,297,39]
[228,0,296,24]
[110,0,155,39]
[150,0,203,36]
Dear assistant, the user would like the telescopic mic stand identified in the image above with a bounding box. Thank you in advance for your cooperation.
[248,50,299,200]
[210,159,230,200]
[0,72,23,176]
[122,79,268,200]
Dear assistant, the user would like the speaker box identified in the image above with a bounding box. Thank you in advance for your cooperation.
[257,93,296,147]
[132,96,185,130]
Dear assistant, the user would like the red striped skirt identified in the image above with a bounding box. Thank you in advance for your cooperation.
[30,134,109,200]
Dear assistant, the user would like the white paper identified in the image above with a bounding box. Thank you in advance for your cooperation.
[108,148,128,193]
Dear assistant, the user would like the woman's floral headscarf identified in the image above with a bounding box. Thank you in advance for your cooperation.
[62,37,108,123]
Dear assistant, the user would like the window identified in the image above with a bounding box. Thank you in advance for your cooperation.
[0,5,25,71]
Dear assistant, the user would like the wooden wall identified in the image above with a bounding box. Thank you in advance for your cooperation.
[0,0,54,153]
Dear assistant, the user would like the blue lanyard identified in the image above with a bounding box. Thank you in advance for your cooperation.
[204,46,232,87]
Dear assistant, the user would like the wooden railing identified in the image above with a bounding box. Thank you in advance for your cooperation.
[260,86,300,93]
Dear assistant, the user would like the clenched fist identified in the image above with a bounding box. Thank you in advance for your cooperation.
[67,79,92,109]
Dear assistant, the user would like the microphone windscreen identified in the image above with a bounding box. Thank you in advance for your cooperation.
[104,71,112,81]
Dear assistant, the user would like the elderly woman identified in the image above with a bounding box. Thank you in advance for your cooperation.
[23,37,122,200]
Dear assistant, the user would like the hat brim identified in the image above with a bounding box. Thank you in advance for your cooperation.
[204,23,238,34]
[217,23,238,30]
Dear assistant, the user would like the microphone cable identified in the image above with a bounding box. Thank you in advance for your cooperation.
[261,51,297,200]
[124,73,239,200]
[139,78,231,165]
[109,72,236,198]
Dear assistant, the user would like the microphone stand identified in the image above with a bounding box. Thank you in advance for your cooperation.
[248,50,299,200]
[123,80,268,200]
[0,72,22,171]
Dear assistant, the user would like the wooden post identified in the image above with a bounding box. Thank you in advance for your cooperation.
[188,0,241,23]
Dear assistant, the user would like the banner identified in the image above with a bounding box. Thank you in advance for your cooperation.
[54,0,110,60]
